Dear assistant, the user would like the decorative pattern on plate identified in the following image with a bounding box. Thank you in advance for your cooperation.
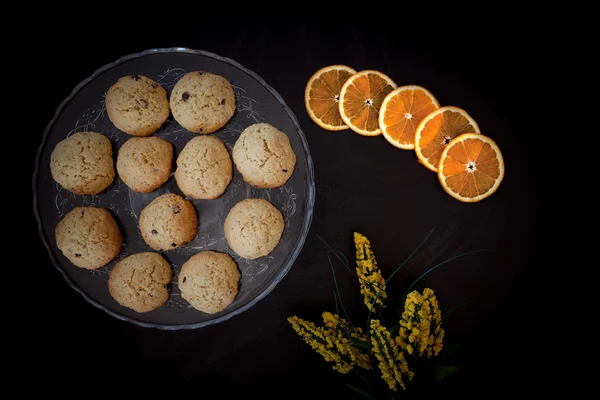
[277,186,298,226]
[233,84,263,123]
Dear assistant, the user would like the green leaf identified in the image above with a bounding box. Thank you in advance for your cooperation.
[346,383,375,400]
[352,339,372,350]
[402,249,491,303]
[366,226,437,329]
[434,365,459,383]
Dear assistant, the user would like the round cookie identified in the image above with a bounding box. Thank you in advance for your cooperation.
[232,123,296,189]
[105,75,170,137]
[108,252,172,313]
[55,207,122,269]
[178,251,240,314]
[224,198,284,260]
[174,136,232,199]
[138,193,198,251]
[50,131,115,195]
[116,136,173,193]
[169,71,236,134]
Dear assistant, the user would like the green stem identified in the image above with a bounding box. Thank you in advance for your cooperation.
[327,250,353,328]
[402,249,491,302]
[317,233,358,277]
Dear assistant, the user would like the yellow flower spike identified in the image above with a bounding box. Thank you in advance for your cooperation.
[319,312,372,371]
[354,232,387,312]
[396,288,445,358]
[287,316,355,374]
[370,319,413,391]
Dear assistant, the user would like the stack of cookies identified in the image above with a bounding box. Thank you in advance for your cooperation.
[50,70,297,316]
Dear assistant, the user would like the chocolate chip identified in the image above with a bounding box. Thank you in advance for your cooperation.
[173,205,181,214]
[198,71,204,75]
[182,276,187,283]
[151,229,158,235]
[81,210,85,216]
[171,243,177,247]
[220,99,226,105]
[282,169,288,173]
[182,91,190,101]
[138,98,148,109]
[198,128,203,132]
[75,253,81,258]
[151,83,158,88]
[131,75,141,81]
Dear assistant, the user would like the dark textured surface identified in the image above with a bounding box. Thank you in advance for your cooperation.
[27,18,540,398]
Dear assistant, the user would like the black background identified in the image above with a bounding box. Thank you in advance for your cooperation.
[26,17,541,398]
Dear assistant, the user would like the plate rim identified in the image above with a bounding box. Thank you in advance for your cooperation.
[31,47,316,330]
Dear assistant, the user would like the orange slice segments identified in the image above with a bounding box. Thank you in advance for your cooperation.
[414,106,480,172]
[339,70,397,136]
[438,133,505,203]
[304,65,357,131]
[379,85,440,150]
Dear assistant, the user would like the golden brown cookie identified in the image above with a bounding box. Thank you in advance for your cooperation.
[178,251,240,314]
[108,252,172,313]
[50,132,115,195]
[224,198,284,259]
[138,193,198,251]
[105,75,170,136]
[169,71,236,134]
[55,207,122,269]
[232,123,296,188]
[174,135,232,199]
[116,136,173,193]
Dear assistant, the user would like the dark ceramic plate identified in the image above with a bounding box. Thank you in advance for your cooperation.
[32,48,315,329]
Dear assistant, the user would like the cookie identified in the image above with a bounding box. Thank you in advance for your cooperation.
[174,136,232,199]
[108,252,172,313]
[224,198,284,259]
[232,123,296,188]
[116,136,173,193]
[105,75,170,136]
[169,71,236,134]
[138,193,197,251]
[178,251,240,314]
[55,207,122,269]
[50,131,115,195]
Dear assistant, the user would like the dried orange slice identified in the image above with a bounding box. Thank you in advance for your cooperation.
[438,133,504,203]
[414,106,480,172]
[379,85,440,150]
[304,65,357,131]
[339,70,397,136]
